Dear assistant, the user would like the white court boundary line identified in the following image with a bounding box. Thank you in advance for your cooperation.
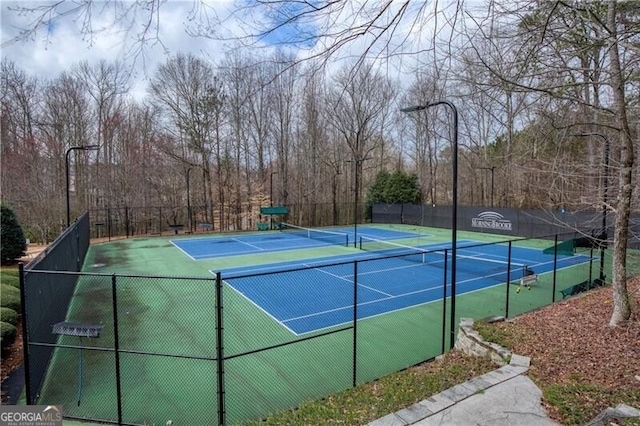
[214,245,593,336]
[184,237,346,260]
[281,257,591,336]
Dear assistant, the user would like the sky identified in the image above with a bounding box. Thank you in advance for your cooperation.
[0,1,480,100]
[1,1,254,99]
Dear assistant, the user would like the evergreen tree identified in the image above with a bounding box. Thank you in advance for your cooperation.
[1,205,26,265]
[366,171,422,218]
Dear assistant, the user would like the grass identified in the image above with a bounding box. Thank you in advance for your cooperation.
[472,320,519,349]
[240,352,495,425]
[544,380,640,426]
[474,282,640,426]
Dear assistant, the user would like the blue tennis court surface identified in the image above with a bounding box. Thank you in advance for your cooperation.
[221,242,592,335]
[171,226,422,260]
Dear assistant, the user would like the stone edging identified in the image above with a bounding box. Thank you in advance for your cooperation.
[454,317,512,366]
[453,317,640,426]
[367,354,531,425]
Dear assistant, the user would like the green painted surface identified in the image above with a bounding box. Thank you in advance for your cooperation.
[32,224,624,425]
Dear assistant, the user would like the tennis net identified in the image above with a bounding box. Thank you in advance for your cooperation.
[359,236,533,282]
[280,223,349,247]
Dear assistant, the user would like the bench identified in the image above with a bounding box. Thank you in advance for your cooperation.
[257,223,269,231]
[559,280,593,299]
[515,274,538,293]
[559,278,605,299]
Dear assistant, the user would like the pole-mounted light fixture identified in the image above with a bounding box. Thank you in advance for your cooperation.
[346,157,369,248]
[269,171,279,230]
[401,101,458,349]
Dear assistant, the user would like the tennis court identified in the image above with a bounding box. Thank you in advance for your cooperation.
[170,225,422,259]
[25,223,601,425]
[221,239,592,334]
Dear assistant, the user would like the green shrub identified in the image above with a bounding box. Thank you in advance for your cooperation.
[0,307,18,326]
[0,284,21,313]
[0,268,20,278]
[0,321,17,349]
[0,271,20,288]
[1,205,26,265]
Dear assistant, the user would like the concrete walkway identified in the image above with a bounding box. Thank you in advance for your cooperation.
[368,354,559,426]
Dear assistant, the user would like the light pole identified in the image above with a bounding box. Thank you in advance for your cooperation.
[401,100,458,349]
[66,145,99,228]
[346,157,368,248]
[478,166,495,207]
[270,171,278,207]
[186,168,192,233]
[332,168,342,226]
[270,171,278,230]
[572,132,610,282]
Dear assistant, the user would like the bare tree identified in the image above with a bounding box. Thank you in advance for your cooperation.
[40,72,94,228]
[400,71,448,206]
[268,51,299,208]
[3,0,637,325]
[219,52,252,231]
[0,61,38,144]
[465,0,638,325]
[76,60,130,207]
[220,51,273,230]
[605,0,635,325]
[2,1,169,71]
[148,53,221,224]
[0,61,48,240]
[324,63,395,222]
[296,71,328,225]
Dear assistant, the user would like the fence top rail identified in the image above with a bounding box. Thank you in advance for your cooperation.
[25,211,90,271]
[24,269,218,281]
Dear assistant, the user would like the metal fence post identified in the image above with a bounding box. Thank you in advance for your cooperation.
[18,263,32,404]
[215,272,225,426]
[552,234,558,303]
[505,241,512,318]
[111,274,123,425]
[449,246,457,350]
[352,261,358,387]
[588,247,594,284]
[442,250,448,354]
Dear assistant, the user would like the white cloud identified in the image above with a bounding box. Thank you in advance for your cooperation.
[0,0,486,101]
[0,1,234,98]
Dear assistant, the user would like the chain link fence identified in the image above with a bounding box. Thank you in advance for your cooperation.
[87,202,357,241]
[22,230,600,425]
[87,202,639,250]
[373,203,640,248]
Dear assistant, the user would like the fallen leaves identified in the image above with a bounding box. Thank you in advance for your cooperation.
[491,277,640,424]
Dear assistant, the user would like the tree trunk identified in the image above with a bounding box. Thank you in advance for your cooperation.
[607,0,633,326]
